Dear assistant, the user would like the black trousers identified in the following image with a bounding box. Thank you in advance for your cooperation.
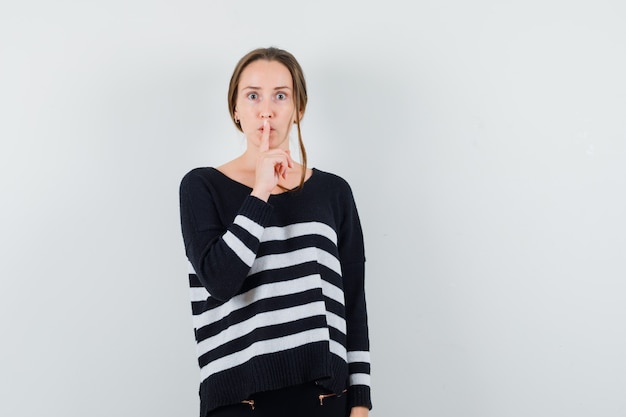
[206,383,349,417]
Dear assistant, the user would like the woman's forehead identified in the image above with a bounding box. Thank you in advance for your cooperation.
[239,60,293,88]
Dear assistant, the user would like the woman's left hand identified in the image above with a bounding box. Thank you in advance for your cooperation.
[349,406,369,417]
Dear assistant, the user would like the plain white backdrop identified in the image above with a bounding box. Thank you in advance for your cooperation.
[1,1,626,416]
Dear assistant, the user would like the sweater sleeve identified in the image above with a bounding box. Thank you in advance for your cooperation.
[337,182,372,410]
[179,169,273,301]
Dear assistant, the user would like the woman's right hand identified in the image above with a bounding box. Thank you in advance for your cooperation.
[250,120,293,201]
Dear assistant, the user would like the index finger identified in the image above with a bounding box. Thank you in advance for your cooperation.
[259,120,270,152]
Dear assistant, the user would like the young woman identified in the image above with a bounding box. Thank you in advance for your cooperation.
[179,47,371,417]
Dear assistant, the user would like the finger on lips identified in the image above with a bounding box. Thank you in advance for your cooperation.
[257,120,295,182]
[260,120,270,152]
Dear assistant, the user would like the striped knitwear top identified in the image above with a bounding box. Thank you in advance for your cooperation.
[179,167,371,415]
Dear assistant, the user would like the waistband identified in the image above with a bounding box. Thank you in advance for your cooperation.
[241,382,347,410]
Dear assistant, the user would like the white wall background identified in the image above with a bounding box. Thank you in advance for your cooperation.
[1,1,625,416]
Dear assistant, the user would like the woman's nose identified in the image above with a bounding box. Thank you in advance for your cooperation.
[259,102,273,118]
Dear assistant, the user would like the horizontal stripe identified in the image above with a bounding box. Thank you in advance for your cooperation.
[223,230,256,267]
[193,274,322,326]
[233,215,264,239]
[326,311,346,335]
[200,328,329,380]
[198,316,324,368]
[197,301,327,357]
[349,373,371,387]
[261,222,337,245]
[321,280,344,305]
[347,351,370,364]
[348,361,371,376]
[317,249,343,275]
[249,247,341,276]
[190,286,209,302]
[329,339,347,362]
[188,282,343,309]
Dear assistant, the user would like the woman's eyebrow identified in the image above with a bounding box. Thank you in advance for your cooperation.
[241,86,292,90]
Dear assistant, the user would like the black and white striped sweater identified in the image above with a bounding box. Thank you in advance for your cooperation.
[179,167,371,415]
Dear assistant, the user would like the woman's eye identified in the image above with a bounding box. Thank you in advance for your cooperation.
[247,93,258,100]
[276,92,287,100]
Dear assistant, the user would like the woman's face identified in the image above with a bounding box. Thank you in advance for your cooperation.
[234,59,296,151]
